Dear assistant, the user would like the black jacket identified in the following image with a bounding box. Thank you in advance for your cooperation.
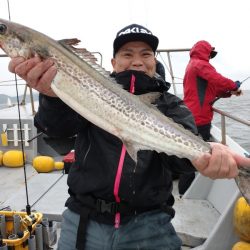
[34,70,197,224]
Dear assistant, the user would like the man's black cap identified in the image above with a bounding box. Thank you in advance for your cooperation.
[113,24,159,57]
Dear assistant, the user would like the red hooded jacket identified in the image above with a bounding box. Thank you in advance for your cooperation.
[183,40,238,126]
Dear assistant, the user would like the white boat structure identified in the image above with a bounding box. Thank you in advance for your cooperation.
[0,49,249,249]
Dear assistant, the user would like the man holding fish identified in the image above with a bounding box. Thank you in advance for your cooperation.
[1,20,249,250]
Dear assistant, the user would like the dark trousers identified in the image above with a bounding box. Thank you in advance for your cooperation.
[58,209,182,250]
[197,123,212,141]
[178,172,196,196]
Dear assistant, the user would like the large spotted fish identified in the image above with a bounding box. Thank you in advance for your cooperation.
[0,18,249,203]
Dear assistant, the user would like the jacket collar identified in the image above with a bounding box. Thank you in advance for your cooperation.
[111,70,170,95]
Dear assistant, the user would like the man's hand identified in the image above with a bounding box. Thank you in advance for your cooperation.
[8,56,58,97]
[231,89,242,96]
[192,142,250,179]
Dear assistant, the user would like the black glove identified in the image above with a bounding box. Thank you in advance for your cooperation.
[235,80,242,89]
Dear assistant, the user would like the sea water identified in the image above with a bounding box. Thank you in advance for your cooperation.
[213,90,250,153]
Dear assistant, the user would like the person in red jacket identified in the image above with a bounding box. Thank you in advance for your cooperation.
[183,40,242,141]
[179,40,242,196]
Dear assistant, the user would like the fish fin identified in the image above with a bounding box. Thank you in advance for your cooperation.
[235,166,250,204]
[58,38,80,46]
[58,38,98,63]
[58,38,114,81]
[122,141,140,164]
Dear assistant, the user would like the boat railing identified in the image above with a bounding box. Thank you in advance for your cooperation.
[1,53,36,114]
[212,107,250,145]
[156,48,190,95]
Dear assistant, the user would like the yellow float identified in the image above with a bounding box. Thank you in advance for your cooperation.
[32,156,55,173]
[233,196,250,242]
[54,161,64,170]
[232,241,250,250]
[32,156,64,172]
[2,150,26,167]
[0,150,3,165]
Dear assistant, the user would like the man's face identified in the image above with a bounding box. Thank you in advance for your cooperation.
[111,41,156,77]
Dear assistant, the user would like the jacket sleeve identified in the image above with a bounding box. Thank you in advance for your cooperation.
[156,92,197,174]
[34,94,89,137]
[197,62,238,96]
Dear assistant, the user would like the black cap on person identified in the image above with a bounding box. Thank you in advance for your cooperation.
[113,24,159,57]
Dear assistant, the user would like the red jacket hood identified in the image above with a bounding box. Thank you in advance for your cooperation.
[190,40,214,61]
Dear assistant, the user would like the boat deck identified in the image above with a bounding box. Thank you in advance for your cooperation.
[0,165,67,216]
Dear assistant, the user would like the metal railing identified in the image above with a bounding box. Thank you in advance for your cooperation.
[156,48,190,95]
[0,53,37,114]
[212,107,250,145]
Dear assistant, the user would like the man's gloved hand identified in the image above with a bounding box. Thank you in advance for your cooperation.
[231,89,242,96]
[235,80,242,89]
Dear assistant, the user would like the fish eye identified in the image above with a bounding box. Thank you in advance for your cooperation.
[0,24,7,34]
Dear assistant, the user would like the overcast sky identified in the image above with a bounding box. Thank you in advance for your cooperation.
[1,0,250,96]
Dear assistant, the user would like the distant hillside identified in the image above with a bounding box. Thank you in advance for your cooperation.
[0,93,38,110]
[0,94,14,104]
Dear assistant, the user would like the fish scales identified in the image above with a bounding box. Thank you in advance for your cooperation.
[53,60,210,161]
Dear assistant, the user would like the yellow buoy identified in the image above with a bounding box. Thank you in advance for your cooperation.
[232,241,250,250]
[54,161,64,170]
[32,156,55,173]
[0,150,3,165]
[1,131,8,146]
[233,196,250,242]
[3,150,26,167]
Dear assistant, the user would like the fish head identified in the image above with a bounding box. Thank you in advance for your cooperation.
[0,18,34,58]
[0,18,51,59]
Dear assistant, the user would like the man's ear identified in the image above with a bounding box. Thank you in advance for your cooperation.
[111,58,116,69]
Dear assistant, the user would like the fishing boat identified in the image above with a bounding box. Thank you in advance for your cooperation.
[0,46,249,250]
